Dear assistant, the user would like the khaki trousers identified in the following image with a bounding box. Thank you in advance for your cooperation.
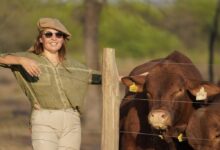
[31,109,81,150]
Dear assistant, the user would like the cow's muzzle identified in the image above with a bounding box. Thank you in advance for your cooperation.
[148,109,172,130]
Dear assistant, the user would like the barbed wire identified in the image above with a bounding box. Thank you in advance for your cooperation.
[0,62,219,71]
[121,97,220,105]
[0,113,217,148]
[0,61,220,84]
[119,130,217,149]
[0,62,219,148]
[0,64,93,84]
[119,130,212,142]
[0,124,215,147]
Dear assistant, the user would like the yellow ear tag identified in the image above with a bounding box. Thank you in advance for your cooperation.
[177,133,183,142]
[158,135,164,139]
[196,87,207,101]
[129,83,138,92]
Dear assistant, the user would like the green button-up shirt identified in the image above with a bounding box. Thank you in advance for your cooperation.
[0,52,100,113]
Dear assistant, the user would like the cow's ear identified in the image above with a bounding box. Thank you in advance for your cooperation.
[188,82,220,100]
[121,76,145,93]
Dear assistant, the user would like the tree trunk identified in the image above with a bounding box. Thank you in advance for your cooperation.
[208,0,220,82]
[82,0,105,149]
[83,0,104,69]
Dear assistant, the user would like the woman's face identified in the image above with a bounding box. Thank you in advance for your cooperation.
[40,28,65,54]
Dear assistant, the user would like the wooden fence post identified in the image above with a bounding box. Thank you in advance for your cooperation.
[101,48,120,150]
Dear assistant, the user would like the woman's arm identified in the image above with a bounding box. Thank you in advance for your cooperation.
[0,55,41,77]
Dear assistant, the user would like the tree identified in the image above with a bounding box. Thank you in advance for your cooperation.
[82,0,106,149]
[83,0,106,69]
[208,0,220,82]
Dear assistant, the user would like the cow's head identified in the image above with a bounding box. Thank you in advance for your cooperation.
[122,69,220,131]
[186,99,220,150]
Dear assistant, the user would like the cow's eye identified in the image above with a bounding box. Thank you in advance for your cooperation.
[215,131,220,139]
[174,88,184,96]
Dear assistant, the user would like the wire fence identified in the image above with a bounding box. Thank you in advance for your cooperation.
[119,130,212,142]
[122,97,220,105]
[0,62,220,82]
[0,61,220,149]
[0,94,218,147]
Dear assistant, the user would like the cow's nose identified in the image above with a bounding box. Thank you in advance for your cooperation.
[148,110,171,129]
[149,110,169,120]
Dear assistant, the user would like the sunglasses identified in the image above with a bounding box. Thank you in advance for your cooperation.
[42,31,64,38]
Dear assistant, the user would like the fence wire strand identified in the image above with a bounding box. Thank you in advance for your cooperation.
[119,130,212,142]
[0,61,220,147]
[122,97,220,105]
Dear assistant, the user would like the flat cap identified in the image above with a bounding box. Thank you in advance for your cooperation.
[37,17,71,40]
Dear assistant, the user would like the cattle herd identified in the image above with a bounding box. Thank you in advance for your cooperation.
[119,51,220,150]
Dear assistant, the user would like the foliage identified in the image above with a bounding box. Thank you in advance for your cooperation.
[100,5,183,58]
[0,0,82,55]
[171,0,217,45]
[0,0,219,60]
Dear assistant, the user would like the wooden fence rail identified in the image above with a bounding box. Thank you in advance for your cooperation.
[101,48,120,150]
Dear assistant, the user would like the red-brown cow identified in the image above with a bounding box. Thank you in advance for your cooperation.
[186,87,220,150]
[119,58,174,150]
[119,51,219,150]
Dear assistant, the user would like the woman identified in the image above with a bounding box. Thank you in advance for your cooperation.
[0,17,101,150]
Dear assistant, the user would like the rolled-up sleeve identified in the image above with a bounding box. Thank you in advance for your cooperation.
[0,51,27,68]
[0,51,27,57]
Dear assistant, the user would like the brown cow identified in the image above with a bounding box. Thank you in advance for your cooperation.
[119,59,175,150]
[186,85,220,150]
[120,51,219,150]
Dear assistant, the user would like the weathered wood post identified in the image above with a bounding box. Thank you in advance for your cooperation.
[101,48,120,150]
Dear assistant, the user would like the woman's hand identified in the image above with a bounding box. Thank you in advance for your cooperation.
[18,57,41,77]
